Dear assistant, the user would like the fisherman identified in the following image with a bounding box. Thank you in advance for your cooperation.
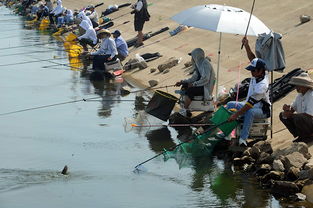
[175,48,216,117]
[90,29,118,71]
[112,30,128,61]
[57,8,73,27]
[77,10,92,28]
[131,0,150,47]
[36,2,49,20]
[223,58,271,146]
[86,4,99,28]
[280,73,313,143]
[49,0,64,25]
[77,19,97,51]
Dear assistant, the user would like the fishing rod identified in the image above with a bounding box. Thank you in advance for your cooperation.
[241,0,256,49]
[130,123,212,128]
[121,84,176,95]
[0,97,138,116]
[0,39,77,50]
[0,57,67,67]
[133,120,229,171]
[0,49,57,57]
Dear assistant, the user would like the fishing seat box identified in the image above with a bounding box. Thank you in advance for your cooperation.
[236,118,270,140]
[104,58,122,71]
[189,96,214,112]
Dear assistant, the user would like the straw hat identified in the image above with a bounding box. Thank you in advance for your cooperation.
[289,73,313,89]
[97,29,111,36]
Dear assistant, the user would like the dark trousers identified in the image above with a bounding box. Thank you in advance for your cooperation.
[92,55,117,71]
[279,112,313,138]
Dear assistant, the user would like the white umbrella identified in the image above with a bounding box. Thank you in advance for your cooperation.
[171,4,271,97]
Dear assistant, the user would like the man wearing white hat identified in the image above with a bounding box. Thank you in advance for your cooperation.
[280,73,313,143]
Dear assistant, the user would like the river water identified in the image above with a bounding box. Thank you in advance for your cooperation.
[0,6,308,208]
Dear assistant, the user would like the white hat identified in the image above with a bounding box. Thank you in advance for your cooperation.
[289,73,313,89]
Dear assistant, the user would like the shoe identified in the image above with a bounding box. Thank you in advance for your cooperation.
[239,138,247,146]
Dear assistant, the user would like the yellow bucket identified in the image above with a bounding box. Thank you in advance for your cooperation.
[39,19,49,31]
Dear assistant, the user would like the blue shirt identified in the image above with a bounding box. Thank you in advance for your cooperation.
[91,37,117,59]
[114,36,128,58]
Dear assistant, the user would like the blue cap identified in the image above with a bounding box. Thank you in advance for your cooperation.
[112,30,121,36]
[245,58,266,71]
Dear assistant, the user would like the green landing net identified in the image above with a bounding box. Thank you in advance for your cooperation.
[162,106,238,169]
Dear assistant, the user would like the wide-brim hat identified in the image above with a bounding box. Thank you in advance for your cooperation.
[97,29,111,36]
[289,73,313,89]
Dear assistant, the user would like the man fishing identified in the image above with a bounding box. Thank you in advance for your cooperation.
[112,30,128,61]
[175,48,216,117]
[90,29,117,71]
[280,73,313,143]
[222,58,271,146]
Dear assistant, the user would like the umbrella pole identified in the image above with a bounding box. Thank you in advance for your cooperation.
[215,32,222,99]
[270,71,273,138]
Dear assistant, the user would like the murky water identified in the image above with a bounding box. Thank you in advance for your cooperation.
[0,6,310,208]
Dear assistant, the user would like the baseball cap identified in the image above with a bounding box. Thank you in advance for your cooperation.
[112,30,121,36]
[245,58,266,71]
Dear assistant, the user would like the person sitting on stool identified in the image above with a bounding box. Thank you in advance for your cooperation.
[175,48,216,117]
[224,58,271,146]
[280,73,313,143]
[112,30,129,62]
[77,20,97,52]
[90,29,118,71]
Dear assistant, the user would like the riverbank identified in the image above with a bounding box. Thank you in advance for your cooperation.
[65,0,313,202]
[3,0,313,204]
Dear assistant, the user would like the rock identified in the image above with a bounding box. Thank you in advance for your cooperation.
[302,184,313,204]
[255,164,272,176]
[260,171,284,184]
[257,152,274,164]
[250,146,261,160]
[271,181,299,196]
[289,193,306,202]
[184,61,193,68]
[150,68,157,73]
[296,179,312,190]
[299,167,313,180]
[254,141,273,154]
[157,57,179,72]
[284,152,308,170]
[233,157,245,167]
[148,80,158,87]
[286,167,300,181]
[163,69,170,74]
[273,159,285,172]
[300,15,311,24]
[242,148,252,157]
[272,142,311,160]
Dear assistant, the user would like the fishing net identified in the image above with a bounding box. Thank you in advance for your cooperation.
[123,110,151,133]
[163,130,220,169]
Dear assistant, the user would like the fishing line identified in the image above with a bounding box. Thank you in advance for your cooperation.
[0,97,138,116]
[0,57,67,67]
[0,49,56,57]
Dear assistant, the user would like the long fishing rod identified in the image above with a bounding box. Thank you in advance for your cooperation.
[133,120,229,171]
[0,97,138,116]
[0,49,57,57]
[241,0,256,49]
[130,123,212,128]
[0,39,76,50]
[0,57,67,67]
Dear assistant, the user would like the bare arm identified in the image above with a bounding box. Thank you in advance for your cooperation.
[242,37,256,61]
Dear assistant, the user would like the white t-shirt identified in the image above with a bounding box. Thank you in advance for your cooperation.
[245,74,270,108]
[291,89,313,116]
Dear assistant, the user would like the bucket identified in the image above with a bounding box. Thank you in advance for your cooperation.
[145,90,178,121]
[210,106,238,135]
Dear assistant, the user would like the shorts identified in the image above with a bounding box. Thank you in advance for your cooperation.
[185,86,204,99]
[134,18,145,31]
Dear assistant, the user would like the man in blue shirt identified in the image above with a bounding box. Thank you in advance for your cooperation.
[112,30,129,61]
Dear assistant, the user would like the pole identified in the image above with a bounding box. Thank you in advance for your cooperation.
[270,73,273,138]
[241,0,256,49]
[215,32,222,99]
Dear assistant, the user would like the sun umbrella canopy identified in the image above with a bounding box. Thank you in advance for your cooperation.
[171,4,270,36]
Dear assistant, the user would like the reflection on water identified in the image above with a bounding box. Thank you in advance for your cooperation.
[146,127,176,152]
